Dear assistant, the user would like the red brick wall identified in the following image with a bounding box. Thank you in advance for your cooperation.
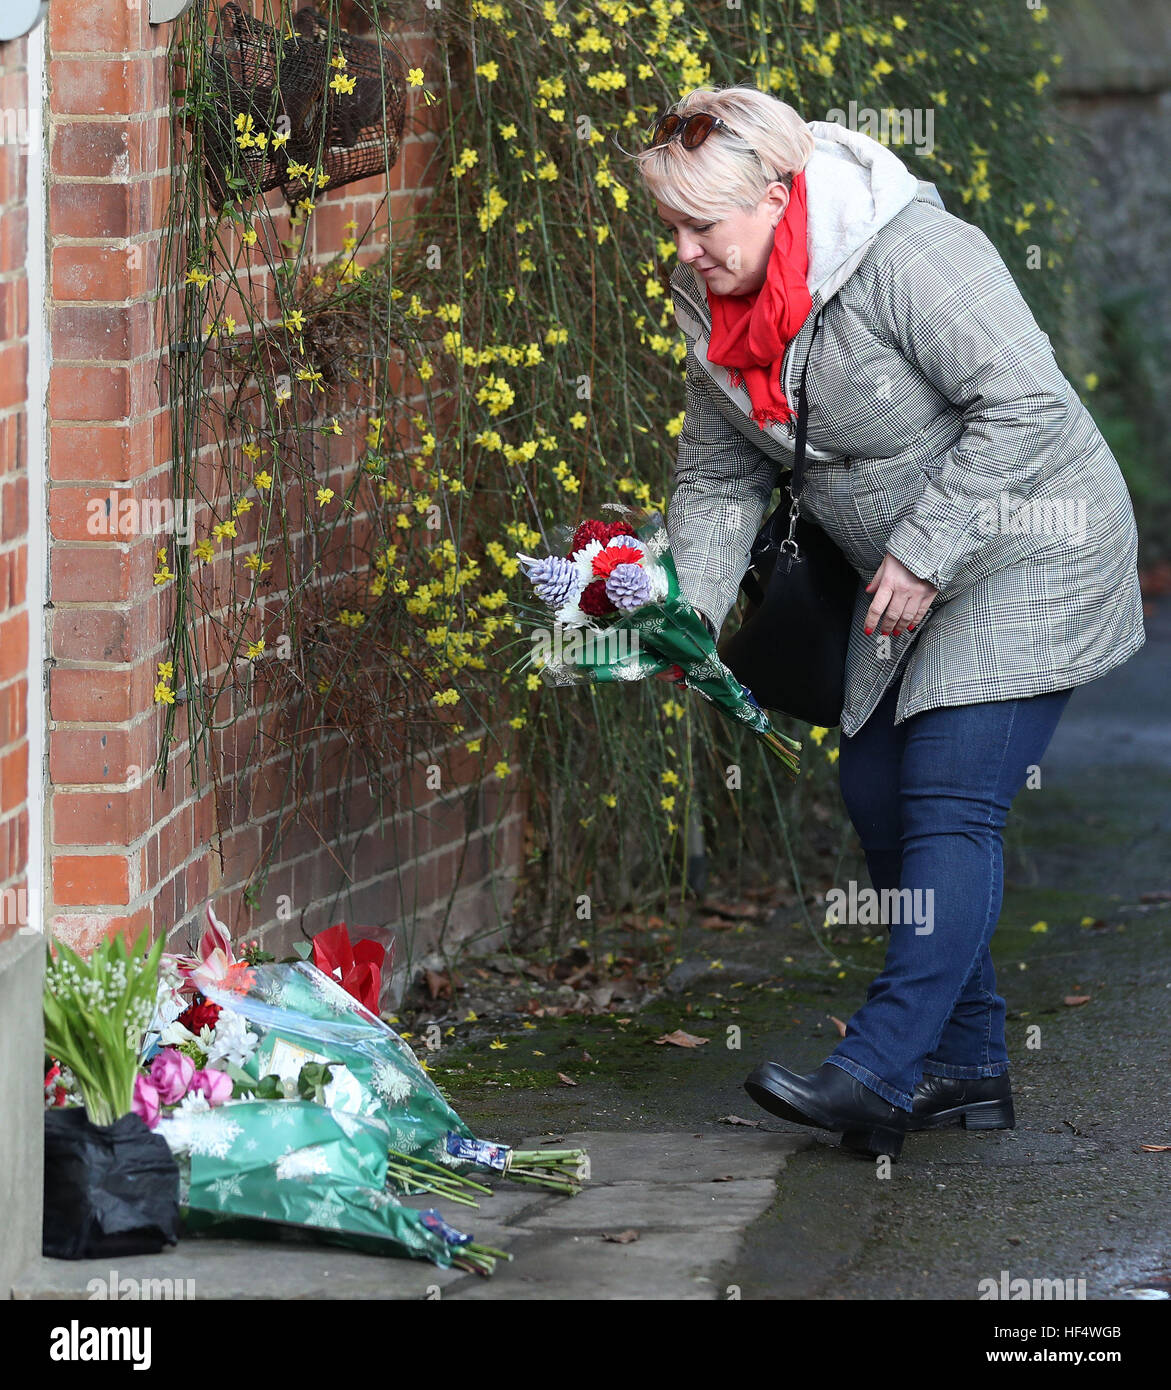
[0,33,31,945]
[38,2,526,969]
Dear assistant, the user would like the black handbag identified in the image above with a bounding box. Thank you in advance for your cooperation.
[717,305,860,727]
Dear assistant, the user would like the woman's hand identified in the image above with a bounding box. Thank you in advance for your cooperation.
[864,553,939,638]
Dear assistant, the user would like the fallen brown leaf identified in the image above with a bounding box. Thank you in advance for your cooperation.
[602,1230,639,1244]
[829,1014,848,1038]
[703,899,766,921]
[1140,1144,1171,1152]
[1063,995,1092,1006]
[712,1174,736,1183]
[653,1029,709,1048]
[557,1072,577,1087]
[699,914,735,932]
[719,1115,762,1128]
[424,969,450,1001]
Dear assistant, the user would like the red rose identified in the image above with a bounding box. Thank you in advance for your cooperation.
[178,996,222,1034]
[579,578,617,616]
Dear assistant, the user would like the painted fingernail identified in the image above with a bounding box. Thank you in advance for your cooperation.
[864,627,872,635]
[907,623,915,631]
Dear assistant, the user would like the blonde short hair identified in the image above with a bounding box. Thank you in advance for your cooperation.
[631,85,814,221]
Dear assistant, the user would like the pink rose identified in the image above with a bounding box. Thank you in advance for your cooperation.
[190,1068,233,1107]
[132,1075,161,1129]
[149,1047,195,1105]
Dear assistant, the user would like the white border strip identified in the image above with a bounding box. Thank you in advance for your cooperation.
[24,18,48,934]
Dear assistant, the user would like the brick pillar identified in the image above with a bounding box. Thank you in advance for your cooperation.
[0,29,32,942]
[0,7,47,1299]
[45,2,174,951]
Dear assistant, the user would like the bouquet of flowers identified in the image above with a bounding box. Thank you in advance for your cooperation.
[127,904,588,1274]
[515,503,801,777]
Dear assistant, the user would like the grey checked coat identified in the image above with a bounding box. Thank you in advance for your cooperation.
[666,121,1146,737]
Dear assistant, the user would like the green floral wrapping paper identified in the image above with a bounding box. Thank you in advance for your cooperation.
[156,961,492,1267]
[173,1098,455,1267]
[199,962,475,1166]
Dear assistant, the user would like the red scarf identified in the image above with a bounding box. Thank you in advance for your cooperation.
[704,168,812,430]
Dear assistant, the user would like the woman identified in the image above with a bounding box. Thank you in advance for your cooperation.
[631,86,1146,1160]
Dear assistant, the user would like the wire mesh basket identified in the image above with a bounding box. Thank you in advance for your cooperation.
[201,2,407,209]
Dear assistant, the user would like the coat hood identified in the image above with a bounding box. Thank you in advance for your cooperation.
[801,119,940,304]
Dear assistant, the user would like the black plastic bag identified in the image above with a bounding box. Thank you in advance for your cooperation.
[43,1108,181,1259]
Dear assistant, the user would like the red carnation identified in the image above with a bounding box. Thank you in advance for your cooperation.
[604,520,638,542]
[568,520,607,553]
[178,996,222,1034]
[579,578,617,616]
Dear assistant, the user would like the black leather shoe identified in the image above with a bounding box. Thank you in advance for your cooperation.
[909,1071,1015,1132]
[743,1060,910,1159]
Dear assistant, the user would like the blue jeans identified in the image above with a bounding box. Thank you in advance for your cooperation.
[828,680,1073,1112]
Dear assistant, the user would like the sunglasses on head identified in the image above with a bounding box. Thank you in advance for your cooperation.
[649,110,740,151]
[648,111,793,189]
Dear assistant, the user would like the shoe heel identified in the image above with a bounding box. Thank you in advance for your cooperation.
[841,1127,905,1160]
[960,1100,1015,1130]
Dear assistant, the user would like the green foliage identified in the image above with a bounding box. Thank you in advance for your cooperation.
[43,928,166,1126]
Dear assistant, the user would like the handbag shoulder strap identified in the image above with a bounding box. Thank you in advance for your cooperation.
[789,304,825,504]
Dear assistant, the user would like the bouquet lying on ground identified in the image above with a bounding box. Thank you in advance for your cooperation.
[126,904,587,1275]
[515,504,801,777]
